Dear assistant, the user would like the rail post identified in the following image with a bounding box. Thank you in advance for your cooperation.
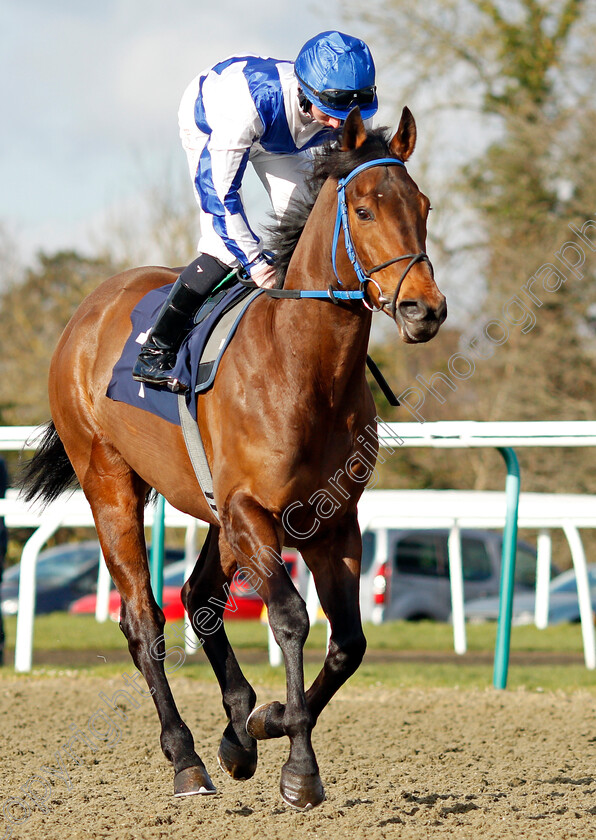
[493,447,521,689]
[150,495,165,607]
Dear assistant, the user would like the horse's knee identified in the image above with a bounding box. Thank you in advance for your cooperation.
[184,583,203,619]
[348,631,367,663]
[118,598,166,660]
[328,631,367,675]
[268,592,309,649]
[181,579,191,612]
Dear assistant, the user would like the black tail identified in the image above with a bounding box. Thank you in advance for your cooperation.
[19,421,79,506]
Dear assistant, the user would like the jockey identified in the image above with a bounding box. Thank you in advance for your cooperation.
[132,30,378,392]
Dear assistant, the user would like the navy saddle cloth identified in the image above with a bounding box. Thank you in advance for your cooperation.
[107,281,263,425]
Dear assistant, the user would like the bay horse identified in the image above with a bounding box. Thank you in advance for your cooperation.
[22,108,446,810]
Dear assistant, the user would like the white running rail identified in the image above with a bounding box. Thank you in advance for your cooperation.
[2,423,596,673]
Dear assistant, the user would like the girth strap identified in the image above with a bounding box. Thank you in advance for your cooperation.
[177,393,219,521]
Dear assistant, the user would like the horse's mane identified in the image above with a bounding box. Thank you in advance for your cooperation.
[267,127,395,284]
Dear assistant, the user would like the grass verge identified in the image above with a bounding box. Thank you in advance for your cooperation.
[2,614,591,653]
[1,614,594,692]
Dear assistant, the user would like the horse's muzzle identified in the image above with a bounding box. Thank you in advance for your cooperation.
[396,294,447,343]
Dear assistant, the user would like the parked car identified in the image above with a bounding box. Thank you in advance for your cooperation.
[1,541,184,616]
[465,564,596,625]
[359,528,550,623]
[70,549,300,622]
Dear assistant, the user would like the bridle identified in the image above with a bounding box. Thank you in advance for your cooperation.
[331,157,433,318]
[261,156,433,321]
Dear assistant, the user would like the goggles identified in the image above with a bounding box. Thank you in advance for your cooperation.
[297,75,377,111]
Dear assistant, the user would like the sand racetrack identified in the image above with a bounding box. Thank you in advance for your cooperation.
[1,673,595,840]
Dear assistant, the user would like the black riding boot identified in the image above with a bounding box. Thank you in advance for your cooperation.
[132,255,230,392]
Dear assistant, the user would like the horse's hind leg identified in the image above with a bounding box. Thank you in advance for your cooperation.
[182,526,258,780]
[80,437,215,797]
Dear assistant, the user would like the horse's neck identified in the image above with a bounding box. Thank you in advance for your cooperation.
[283,180,341,293]
[276,180,373,404]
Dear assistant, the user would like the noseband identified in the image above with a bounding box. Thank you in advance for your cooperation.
[332,157,433,317]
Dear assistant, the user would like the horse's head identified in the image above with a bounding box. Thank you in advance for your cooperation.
[338,107,447,343]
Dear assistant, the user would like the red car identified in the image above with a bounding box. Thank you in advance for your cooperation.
[69,551,299,622]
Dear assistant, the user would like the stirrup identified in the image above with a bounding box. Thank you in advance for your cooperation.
[132,351,188,393]
[133,370,188,393]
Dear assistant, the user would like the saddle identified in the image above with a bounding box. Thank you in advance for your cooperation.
[107,279,264,425]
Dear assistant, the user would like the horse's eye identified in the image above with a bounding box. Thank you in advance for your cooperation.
[356,207,374,221]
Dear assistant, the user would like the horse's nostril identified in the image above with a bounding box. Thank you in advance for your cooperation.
[398,298,447,323]
[398,300,427,322]
[437,297,448,323]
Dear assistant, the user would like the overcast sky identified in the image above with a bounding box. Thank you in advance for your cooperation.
[2,0,401,262]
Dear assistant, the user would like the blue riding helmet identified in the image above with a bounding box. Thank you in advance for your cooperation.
[295,30,378,121]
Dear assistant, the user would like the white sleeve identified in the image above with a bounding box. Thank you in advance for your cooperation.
[196,71,265,266]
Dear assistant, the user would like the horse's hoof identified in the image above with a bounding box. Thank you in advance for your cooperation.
[280,765,325,811]
[246,701,285,740]
[174,765,217,797]
[217,734,258,780]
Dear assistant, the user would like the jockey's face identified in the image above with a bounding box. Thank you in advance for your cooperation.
[311,105,343,130]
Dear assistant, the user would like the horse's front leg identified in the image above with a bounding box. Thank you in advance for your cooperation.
[247,515,366,734]
[302,516,367,720]
[222,490,324,810]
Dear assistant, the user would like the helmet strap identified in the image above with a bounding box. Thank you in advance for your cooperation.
[298,88,312,115]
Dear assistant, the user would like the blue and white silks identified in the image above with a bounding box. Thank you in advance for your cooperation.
[178,56,334,270]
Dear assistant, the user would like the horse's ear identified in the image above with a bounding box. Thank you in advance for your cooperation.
[341,107,368,151]
[390,107,417,161]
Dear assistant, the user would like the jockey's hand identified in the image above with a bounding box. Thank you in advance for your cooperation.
[250,260,277,289]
